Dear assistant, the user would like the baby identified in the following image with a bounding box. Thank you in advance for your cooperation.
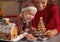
[12,6,37,40]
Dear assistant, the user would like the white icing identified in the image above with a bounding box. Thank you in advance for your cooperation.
[0,23,15,34]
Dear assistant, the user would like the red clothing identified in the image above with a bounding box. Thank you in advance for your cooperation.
[32,4,60,32]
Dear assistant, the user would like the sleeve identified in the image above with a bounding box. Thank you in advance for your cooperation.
[52,5,60,32]
[14,17,23,33]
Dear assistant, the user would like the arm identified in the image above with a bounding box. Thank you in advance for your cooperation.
[45,5,60,37]
[14,17,23,34]
[53,5,60,32]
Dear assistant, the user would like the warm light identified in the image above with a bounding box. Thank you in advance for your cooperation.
[0,10,3,16]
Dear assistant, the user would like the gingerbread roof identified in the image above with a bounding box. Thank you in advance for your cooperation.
[0,23,16,34]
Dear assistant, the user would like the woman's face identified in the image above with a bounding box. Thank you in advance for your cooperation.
[34,0,48,11]
[22,10,36,22]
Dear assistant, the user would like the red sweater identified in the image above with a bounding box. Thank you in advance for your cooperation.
[32,4,60,32]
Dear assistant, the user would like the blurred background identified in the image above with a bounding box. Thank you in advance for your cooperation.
[0,0,60,17]
[0,0,20,16]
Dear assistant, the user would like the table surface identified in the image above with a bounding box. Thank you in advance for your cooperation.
[0,33,60,42]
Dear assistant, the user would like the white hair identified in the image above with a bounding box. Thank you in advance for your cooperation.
[21,6,37,12]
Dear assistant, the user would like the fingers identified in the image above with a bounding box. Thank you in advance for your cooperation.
[45,29,58,38]
[44,30,51,35]
[46,31,54,38]
[44,30,54,38]
[24,29,29,33]
[26,34,36,40]
[31,26,36,30]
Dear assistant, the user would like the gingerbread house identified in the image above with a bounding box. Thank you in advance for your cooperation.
[0,22,18,40]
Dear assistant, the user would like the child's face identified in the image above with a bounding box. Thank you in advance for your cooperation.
[34,0,48,11]
[22,10,36,22]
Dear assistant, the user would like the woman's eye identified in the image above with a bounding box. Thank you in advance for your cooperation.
[36,2,40,4]
[42,2,45,4]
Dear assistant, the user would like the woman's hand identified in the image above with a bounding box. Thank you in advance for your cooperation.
[45,29,58,38]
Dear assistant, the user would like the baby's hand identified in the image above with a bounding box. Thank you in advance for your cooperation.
[24,29,29,33]
[26,33,36,41]
[31,26,36,33]
[45,29,58,38]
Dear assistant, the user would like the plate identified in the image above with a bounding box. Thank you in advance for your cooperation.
[38,37,48,41]
[0,32,28,42]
